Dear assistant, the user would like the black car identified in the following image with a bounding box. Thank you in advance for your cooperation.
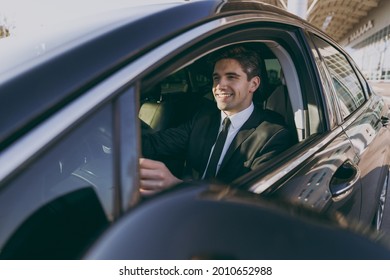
[1,0,390,259]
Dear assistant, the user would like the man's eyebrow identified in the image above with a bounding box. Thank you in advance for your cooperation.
[212,72,241,77]
[225,72,241,77]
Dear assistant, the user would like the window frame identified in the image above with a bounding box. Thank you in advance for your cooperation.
[140,24,322,141]
[136,22,334,195]
[309,33,369,124]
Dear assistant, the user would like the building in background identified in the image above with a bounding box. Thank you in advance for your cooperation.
[262,0,388,82]
[342,0,390,82]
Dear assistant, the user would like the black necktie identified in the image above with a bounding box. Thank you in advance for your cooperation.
[204,117,231,179]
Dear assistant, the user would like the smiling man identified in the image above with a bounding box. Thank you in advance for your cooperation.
[140,45,294,196]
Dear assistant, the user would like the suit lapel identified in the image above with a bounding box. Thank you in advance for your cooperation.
[219,107,263,170]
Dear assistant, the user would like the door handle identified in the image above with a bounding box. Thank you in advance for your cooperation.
[329,160,360,197]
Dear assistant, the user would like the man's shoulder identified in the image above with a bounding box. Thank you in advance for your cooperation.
[251,107,286,128]
[253,108,296,146]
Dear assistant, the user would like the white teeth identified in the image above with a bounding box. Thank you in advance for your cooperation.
[217,93,233,97]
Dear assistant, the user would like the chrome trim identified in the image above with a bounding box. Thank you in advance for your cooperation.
[249,126,344,194]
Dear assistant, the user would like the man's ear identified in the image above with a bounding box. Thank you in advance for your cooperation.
[249,76,261,93]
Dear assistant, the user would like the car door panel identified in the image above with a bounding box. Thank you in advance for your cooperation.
[270,131,362,223]
[343,97,390,225]
[308,33,390,228]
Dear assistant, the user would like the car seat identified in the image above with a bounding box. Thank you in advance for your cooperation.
[264,69,298,143]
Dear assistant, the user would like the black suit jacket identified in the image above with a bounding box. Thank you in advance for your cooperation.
[142,105,294,183]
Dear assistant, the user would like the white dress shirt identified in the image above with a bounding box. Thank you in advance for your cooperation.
[202,103,254,178]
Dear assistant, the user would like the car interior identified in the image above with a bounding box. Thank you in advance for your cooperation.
[139,41,312,137]
[138,41,311,178]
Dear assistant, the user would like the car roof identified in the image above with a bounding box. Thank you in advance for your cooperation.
[0,0,302,150]
[0,1,192,76]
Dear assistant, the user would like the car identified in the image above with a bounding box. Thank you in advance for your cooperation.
[0,0,390,260]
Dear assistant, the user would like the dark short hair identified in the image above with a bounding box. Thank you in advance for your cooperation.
[209,45,261,80]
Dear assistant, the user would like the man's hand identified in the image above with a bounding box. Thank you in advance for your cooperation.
[139,158,183,196]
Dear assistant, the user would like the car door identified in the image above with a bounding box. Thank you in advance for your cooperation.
[310,34,390,229]
[242,31,364,226]
[0,84,139,259]
[260,132,363,224]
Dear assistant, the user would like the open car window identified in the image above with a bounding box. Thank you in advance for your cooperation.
[138,41,307,184]
[139,42,304,139]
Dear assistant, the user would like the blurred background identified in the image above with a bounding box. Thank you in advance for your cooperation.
[259,0,390,102]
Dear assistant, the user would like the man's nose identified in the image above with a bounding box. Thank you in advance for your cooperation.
[216,77,228,88]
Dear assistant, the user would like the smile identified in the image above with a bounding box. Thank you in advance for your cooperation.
[216,93,233,97]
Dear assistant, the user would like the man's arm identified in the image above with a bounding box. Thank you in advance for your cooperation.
[141,118,192,159]
[139,113,199,196]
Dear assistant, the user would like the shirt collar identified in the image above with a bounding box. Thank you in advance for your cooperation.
[220,102,254,129]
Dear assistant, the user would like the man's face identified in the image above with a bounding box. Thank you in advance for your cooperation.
[212,58,260,116]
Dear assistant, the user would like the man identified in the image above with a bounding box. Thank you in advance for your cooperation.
[140,45,293,196]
